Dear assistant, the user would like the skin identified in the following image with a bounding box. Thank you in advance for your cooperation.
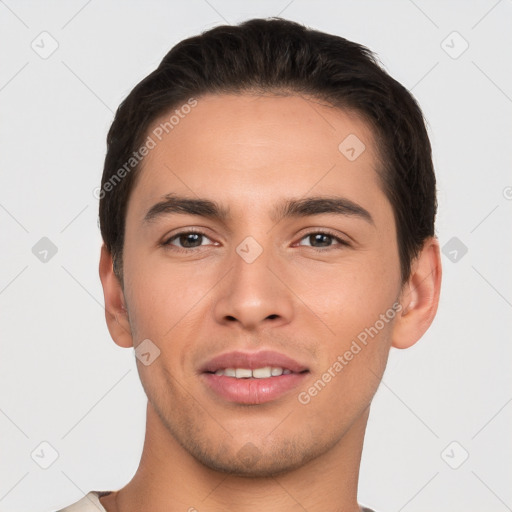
[99,93,442,512]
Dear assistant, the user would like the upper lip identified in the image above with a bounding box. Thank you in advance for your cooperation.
[200,350,309,374]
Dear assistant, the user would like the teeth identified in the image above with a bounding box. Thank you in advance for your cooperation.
[213,367,291,378]
[235,368,252,379]
[253,366,272,378]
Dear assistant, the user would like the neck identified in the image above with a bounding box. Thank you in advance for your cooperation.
[101,401,369,512]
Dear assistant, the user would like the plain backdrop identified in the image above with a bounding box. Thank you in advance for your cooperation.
[0,1,511,511]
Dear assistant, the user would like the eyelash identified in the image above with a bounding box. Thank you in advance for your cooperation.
[162,228,350,254]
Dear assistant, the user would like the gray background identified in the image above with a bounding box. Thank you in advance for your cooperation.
[1,1,511,511]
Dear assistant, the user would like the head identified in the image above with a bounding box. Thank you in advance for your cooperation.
[99,18,441,477]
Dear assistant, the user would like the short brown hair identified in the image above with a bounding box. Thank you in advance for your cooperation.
[99,17,437,283]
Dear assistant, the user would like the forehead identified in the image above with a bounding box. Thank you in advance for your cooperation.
[130,93,389,220]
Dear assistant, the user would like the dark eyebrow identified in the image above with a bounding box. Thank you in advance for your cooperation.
[271,196,374,225]
[143,194,374,226]
[143,194,230,224]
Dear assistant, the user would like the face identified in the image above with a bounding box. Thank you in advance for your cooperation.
[120,93,403,476]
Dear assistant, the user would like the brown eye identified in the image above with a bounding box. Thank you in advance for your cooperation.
[307,233,333,247]
[164,231,213,250]
[298,231,348,249]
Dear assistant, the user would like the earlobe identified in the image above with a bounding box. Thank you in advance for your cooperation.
[391,237,442,349]
[98,244,134,348]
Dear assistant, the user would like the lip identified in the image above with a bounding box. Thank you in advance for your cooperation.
[200,350,309,405]
[200,350,309,374]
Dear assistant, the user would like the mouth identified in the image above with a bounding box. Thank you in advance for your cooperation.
[200,350,310,405]
[208,366,299,378]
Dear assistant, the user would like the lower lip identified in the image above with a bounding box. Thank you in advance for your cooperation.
[202,372,308,405]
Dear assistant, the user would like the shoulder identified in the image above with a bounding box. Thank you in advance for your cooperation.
[55,491,112,511]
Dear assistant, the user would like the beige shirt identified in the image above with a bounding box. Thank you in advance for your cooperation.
[56,491,111,511]
[57,492,377,512]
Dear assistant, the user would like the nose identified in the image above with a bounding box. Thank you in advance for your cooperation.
[213,241,295,331]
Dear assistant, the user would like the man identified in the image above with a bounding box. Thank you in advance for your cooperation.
[59,17,441,512]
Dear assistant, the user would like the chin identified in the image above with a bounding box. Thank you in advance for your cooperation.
[181,430,329,479]
[194,446,312,478]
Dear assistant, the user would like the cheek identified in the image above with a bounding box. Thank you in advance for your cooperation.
[288,254,400,402]
[288,250,400,331]
[123,253,217,341]
[297,312,396,425]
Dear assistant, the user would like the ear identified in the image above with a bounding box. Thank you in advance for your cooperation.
[392,237,442,349]
[98,244,134,348]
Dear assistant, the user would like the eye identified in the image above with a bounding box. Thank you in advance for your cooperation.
[297,231,349,250]
[161,229,349,253]
[163,230,215,251]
